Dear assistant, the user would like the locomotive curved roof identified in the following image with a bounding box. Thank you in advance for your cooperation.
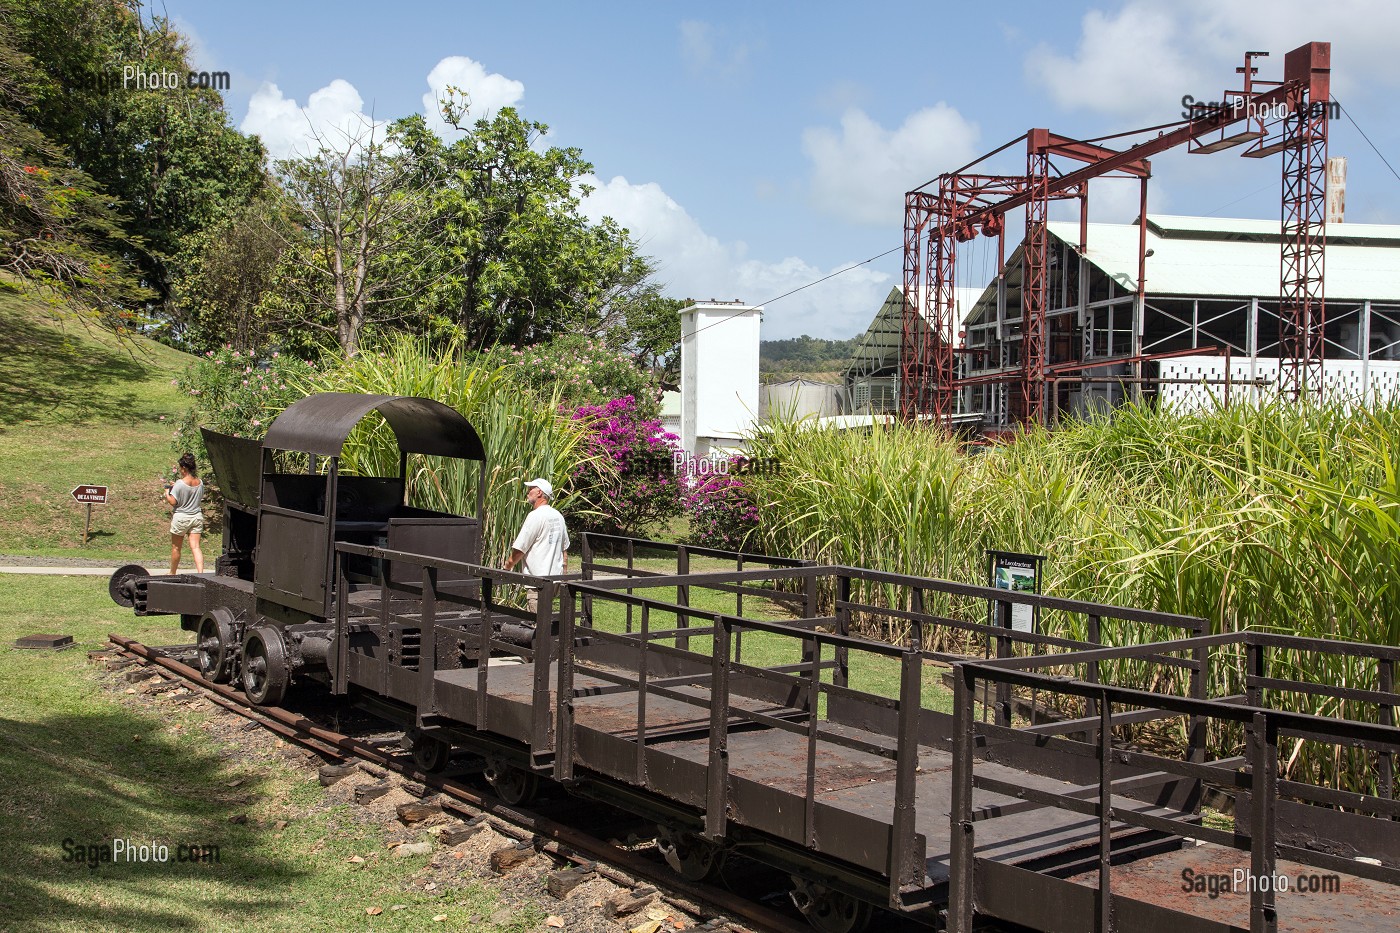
[261,393,486,460]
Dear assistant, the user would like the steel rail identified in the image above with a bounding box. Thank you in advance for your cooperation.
[107,633,814,933]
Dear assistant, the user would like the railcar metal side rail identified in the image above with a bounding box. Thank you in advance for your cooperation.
[556,581,926,907]
[332,541,564,761]
[312,537,1400,931]
[950,631,1400,933]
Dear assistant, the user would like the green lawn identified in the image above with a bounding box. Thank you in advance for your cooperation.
[0,292,220,562]
[0,575,532,931]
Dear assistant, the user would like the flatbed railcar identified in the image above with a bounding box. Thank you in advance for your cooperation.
[110,393,1400,933]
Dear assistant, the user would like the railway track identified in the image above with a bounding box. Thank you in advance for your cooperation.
[105,633,825,933]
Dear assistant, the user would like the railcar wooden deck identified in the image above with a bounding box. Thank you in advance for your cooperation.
[434,658,1203,889]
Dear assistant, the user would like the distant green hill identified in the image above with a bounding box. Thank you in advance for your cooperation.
[0,290,208,561]
[760,334,857,379]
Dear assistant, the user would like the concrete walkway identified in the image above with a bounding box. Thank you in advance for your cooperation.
[0,566,208,576]
[0,566,124,576]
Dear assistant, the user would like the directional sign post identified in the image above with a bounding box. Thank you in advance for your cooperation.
[71,485,108,545]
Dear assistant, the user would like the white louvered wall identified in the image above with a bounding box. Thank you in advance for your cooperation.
[1158,356,1400,410]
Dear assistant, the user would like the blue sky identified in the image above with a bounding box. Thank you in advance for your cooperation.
[168,0,1400,340]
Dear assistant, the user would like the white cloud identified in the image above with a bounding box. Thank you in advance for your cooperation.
[1028,0,1400,118]
[240,79,385,161]
[801,104,981,225]
[242,55,524,162]
[1191,0,1400,95]
[421,56,525,135]
[1025,4,1192,117]
[1046,177,1170,224]
[580,174,889,339]
[679,19,756,83]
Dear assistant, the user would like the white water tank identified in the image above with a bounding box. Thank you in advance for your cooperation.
[761,378,843,420]
[680,301,761,456]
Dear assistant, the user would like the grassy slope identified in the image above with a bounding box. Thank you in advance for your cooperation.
[0,291,220,562]
[0,575,530,932]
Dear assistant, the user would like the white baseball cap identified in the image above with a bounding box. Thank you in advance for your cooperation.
[524,478,554,498]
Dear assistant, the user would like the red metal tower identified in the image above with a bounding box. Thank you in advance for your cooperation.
[899,42,1333,426]
[1274,44,1331,398]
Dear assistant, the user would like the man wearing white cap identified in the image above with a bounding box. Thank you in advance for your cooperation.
[504,479,570,610]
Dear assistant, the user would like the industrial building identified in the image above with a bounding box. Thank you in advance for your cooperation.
[959,213,1400,425]
[897,41,1341,428]
[843,286,981,417]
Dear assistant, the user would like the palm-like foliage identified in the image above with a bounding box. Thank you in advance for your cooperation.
[306,336,610,565]
[748,402,1400,791]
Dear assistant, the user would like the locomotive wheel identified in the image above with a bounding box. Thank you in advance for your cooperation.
[108,564,149,608]
[241,627,289,706]
[404,729,452,773]
[656,826,723,882]
[484,759,539,805]
[195,609,236,684]
[790,880,874,933]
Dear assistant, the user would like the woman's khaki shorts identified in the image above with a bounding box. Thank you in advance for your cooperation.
[170,512,205,536]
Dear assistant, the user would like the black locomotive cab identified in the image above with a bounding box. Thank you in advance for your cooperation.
[109,392,489,705]
[252,392,486,621]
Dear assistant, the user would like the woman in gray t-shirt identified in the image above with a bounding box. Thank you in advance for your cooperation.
[164,452,205,574]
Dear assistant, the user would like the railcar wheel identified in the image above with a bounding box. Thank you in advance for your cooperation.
[108,564,149,608]
[484,758,539,805]
[656,826,723,882]
[404,729,452,773]
[790,880,873,933]
[196,609,236,684]
[241,627,289,706]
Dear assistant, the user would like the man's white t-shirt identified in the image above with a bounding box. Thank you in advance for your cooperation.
[511,504,571,576]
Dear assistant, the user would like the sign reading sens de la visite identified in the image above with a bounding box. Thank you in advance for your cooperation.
[71,485,108,503]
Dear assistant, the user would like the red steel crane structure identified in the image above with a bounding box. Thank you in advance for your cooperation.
[900,41,1332,425]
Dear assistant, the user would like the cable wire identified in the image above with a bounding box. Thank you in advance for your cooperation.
[684,243,903,339]
[1204,182,1275,216]
[687,101,1397,345]
[1335,98,1400,186]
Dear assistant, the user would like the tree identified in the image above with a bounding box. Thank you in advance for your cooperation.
[0,7,150,328]
[486,334,662,417]
[169,191,308,354]
[614,288,685,393]
[389,95,655,349]
[6,0,266,311]
[273,121,431,357]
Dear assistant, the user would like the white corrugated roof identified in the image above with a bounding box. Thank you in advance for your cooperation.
[1045,214,1400,300]
[1146,215,1400,241]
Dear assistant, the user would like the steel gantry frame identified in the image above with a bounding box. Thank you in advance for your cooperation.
[900,42,1333,426]
[1275,44,1331,398]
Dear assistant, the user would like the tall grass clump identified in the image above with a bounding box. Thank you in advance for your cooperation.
[748,400,1400,793]
[745,416,984,647]
[307,336,610,566]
